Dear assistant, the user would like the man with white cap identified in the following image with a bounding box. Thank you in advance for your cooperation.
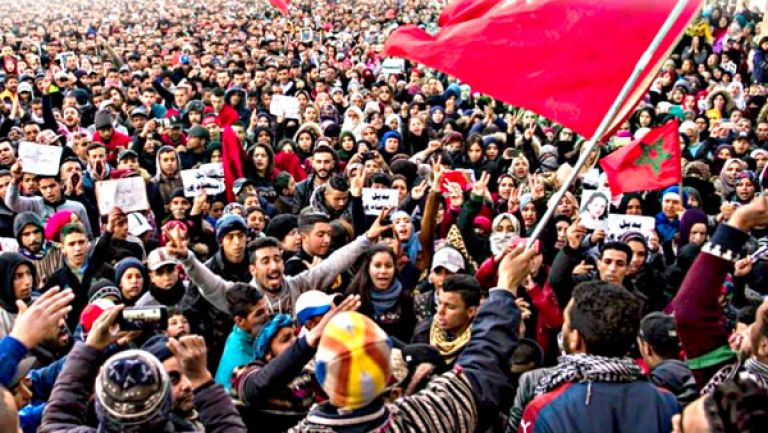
[413,246,466,322]
[135,247,185,308]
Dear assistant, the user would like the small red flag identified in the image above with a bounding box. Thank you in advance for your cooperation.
[383,0,703,139]
[268,0,290,15]
[599,120,682,196]
[221,126,246,203]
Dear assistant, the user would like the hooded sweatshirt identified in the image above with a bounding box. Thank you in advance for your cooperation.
[151,146,184,206]
[13,212,63,285]
[0,252,36,337]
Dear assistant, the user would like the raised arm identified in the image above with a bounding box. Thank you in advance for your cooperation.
[669,198,765,388]
[166,232,233,313]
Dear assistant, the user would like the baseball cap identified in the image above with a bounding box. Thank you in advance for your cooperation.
[130,106,149,118]
[295,290,336,325]
[8,356,37,388]
[146,248,178,271]
[431,247,465,273]
[638,312,680,353]
[127,212,153,237]
[117,149,138,162]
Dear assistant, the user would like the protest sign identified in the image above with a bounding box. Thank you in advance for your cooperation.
[18,141,63,176]
[381,58,405,75]
[579,189,611,230]
[362,188,399,216]
[180,163,225,197]
[270,95,300,119]
[606,214,656,241]
[95,177,149,215]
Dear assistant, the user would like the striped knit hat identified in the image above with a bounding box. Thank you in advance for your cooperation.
[315,312,392,410]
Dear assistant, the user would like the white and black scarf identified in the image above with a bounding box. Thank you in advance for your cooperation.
[535,353,643,403]
[702,357,768,395]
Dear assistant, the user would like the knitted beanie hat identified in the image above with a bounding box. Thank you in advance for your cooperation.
[253,313,295,361]
[264,214,298,241]
[315,311,392,410]
[95,349,171,428]
[45,210,77,242]
[215,214,247,244]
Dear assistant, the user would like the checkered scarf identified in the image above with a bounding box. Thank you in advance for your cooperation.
[535,353,643,402]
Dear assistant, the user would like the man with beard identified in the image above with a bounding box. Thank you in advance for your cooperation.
[520,281,679,433]
[165,210,391,317]
[59,106,89,146]
[284,212,332,277]
[292,145,337,213]
[308,175,351,221]
[13,212,63,285]
[143,334,207,432]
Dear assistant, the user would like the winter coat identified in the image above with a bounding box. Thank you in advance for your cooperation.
[178,235,375,317]
[290,288,523,433]
[39,342,247,433]
[666,223,745,388]
[42,260,115,332]
[520,379,679,433]
[0,252,36,336]
[215,326,254,392]
[649,359,698,406]
[4,183,93,239]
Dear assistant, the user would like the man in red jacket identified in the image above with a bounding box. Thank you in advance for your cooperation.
[91,110,132,163]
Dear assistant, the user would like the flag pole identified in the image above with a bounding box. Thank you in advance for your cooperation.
[526,0,693,249]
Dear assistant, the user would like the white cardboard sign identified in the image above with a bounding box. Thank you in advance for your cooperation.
[18,141,63,176]
[362,188,399,216]
[95,177,149,215]
[606,214,656,241]
[269,95,300,120]
[180,163,225,197]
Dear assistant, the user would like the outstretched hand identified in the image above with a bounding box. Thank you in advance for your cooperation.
[306,295,362,348]
[366,207,393,241]
[497,245,539,296]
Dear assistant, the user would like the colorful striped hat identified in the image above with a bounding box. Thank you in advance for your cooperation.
[315,312,392,410]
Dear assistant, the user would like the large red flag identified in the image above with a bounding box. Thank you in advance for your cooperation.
[599,120,682,195]
[384,0,703,140]
[267,0,289,15]
[221,126,247,203]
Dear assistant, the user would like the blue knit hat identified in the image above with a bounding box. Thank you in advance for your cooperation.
[114,257,148,293]
[253,314,295,360]
[215,214,247,244]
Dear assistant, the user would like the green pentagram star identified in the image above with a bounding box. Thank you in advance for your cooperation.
[636,137,672,174]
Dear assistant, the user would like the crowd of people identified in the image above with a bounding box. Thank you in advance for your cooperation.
[0,0,767,432]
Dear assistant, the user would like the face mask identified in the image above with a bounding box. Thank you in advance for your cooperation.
[490,232,513,256]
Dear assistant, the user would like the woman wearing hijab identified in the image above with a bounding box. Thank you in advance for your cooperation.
[341,106,366,140]
[715,158,747,199]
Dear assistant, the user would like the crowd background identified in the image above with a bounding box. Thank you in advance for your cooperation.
[0,0,767,432]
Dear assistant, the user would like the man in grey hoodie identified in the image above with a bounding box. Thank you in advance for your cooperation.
[165,210,392,316]
[5,160,92,238]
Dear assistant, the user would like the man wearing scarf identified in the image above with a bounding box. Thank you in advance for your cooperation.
[13,212,62,285]
[521,281,679,433]
[413,274,480,366]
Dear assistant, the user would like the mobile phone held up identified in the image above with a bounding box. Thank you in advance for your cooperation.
[118,306,168,331]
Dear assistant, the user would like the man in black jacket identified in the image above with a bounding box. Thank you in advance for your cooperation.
[40,306,246,433]
[43,223,114,332]
[291,145,337,214]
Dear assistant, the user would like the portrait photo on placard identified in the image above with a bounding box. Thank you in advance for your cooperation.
[579,189,611,230]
